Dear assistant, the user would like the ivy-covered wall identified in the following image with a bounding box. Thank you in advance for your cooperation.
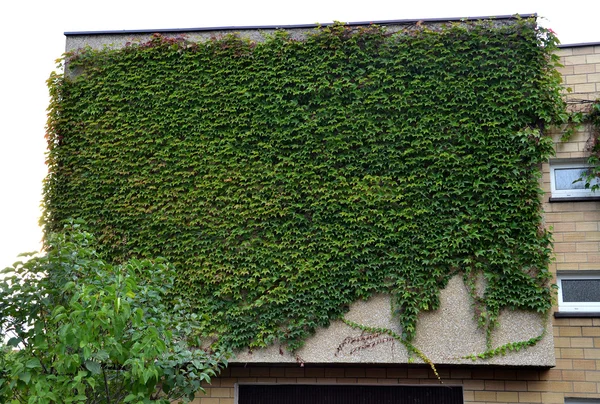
[45,18,566,354]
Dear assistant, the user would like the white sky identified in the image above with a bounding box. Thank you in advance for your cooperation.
[1,0,599,269]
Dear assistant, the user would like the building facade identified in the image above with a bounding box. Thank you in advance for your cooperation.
[190,40,600,404]
[59,19,600,404]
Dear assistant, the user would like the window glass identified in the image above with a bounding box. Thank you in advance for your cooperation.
[561,279,600,302]
[554,167,591,190]
[557,273,600,312]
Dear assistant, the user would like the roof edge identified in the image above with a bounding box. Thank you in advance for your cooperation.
[559,42,600,49]
[64,13,537,36]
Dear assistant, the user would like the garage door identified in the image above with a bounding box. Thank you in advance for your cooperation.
[238,384,464,404]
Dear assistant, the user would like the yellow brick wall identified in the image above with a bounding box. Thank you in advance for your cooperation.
[557,45,600,104]
[539,43,600,404]
[191,44,600,404]
[192,363,600,404]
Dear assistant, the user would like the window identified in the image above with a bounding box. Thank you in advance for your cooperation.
[557,272,600,313]
[550,160,599,199]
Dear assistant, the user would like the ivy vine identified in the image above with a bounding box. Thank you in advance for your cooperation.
[44,18,565,354]
[563,99,600,188]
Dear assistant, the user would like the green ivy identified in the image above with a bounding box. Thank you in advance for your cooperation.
[342,319,440,377]
[44,19,565,353]
[565,99,600,189]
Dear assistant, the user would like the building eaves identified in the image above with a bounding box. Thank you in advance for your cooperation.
[559,42,600,48]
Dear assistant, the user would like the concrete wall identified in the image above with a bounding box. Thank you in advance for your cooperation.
[232,276,553,366]
[63,19,559,369]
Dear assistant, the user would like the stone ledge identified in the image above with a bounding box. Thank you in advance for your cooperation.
[232,275,555,367]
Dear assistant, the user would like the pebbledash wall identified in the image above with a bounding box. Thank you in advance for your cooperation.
[63,20,600,404]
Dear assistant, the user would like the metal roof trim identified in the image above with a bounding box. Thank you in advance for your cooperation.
[64,13,537,36]
[559,42,600,48]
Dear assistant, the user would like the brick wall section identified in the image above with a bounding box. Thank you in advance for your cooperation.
[542,44,600,404]
[192,361,600,404]
[544,45,600,276]
[557,45,600,104]
[191,45,600,404]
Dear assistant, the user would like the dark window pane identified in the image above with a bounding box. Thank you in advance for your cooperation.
[562,279,600,302]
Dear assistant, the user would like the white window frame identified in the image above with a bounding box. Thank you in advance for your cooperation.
[557,272,600,312]
[550,159,599,199]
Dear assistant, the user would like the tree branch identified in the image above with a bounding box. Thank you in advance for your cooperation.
[103,367,110,404]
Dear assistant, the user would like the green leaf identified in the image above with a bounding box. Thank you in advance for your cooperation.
[84,360,102,375]
[6,337,21,347]
[18,372,31,384]
[25,358,41,369]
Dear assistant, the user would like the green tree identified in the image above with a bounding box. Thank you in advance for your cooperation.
[0,221,228,403]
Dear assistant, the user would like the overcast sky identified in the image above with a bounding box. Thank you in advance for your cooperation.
[1,0,599,269]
